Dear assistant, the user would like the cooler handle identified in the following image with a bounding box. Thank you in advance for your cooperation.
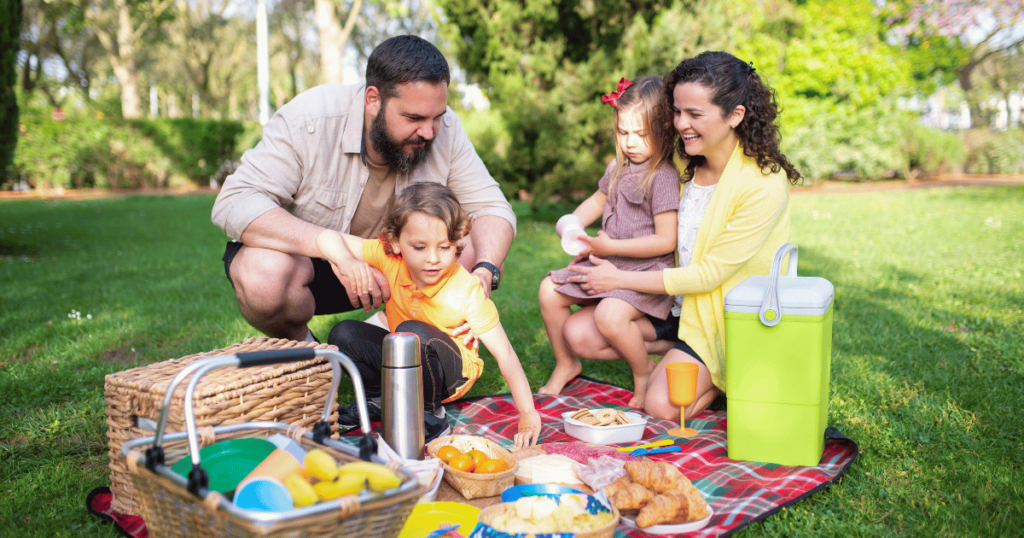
[759,243,799,327]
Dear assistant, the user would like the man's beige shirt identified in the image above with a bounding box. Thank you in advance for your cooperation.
[211,83,516,241]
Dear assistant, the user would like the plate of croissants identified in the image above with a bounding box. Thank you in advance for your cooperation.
[603,460,713,534]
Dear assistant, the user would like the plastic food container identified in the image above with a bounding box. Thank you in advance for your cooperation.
[561,410,647,445]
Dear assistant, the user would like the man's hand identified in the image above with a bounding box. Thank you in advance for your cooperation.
[513,409,542,449]
[471,267,494,299]
[341,267,389,311]
[316,229,390,311]
[451,322,479,352]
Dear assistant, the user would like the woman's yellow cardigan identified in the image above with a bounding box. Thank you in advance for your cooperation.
[663,143,792,390]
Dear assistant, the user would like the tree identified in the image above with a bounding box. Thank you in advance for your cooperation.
[881,0,1024,123]
[437,0,757,198]
[740,0,916,179]
[162,0,255,118]
[85,0,174,118]
[2,0,21,182]
[348,0,438,63]
[19,0,103,107]
[315,0,363,84]
[270,0,318,104]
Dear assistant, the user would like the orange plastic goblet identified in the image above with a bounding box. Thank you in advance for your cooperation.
[665,362,698,437]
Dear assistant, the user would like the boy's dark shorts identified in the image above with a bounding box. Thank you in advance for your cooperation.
[644,313,706,366]
[222,241,359,316]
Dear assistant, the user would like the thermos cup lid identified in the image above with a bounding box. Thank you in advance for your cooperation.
[382,332,421,368]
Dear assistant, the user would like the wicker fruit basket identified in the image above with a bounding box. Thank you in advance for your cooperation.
[477,499,619,538]
[426,434,518,500]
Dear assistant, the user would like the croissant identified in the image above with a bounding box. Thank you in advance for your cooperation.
[608,481,655,511]
[624,461,684,493]
[635,491,692,528]
[602,475,633,499]
[679,483,709,520]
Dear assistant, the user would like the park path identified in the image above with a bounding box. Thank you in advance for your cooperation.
[1,174,1022,201]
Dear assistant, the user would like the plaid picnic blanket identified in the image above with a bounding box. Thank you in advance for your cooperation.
[87,375,856,538]
[446,376,858,538]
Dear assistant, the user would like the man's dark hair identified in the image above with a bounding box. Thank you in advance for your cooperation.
[366,35,450,101]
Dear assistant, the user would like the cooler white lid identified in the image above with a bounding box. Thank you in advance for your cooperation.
[725,275,834,316]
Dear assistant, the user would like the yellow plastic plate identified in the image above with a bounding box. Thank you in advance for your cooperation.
[398,501,481,538]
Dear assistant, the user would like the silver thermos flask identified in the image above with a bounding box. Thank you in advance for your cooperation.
[382,333,425,460]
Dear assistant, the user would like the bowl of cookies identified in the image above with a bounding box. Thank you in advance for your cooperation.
[561,408,647,445]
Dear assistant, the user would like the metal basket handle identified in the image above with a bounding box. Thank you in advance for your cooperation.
[758,243,799,327]
[146,348,377,496]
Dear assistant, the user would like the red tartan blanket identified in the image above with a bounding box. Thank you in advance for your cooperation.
[449,376,858,538]
[87,376,856,538]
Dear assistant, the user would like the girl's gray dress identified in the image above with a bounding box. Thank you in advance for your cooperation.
[548,159,680,319]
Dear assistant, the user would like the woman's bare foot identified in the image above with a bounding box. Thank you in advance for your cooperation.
[627,358,657,409]
[538,359,583,396]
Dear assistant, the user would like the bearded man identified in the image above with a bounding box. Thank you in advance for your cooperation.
[212,35,514,343]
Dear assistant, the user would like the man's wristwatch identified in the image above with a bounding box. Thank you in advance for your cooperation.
[473,262,502,291]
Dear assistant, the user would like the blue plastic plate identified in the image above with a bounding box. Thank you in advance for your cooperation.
[500,483,585,503]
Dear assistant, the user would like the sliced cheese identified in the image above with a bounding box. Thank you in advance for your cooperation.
[515,454,584,485]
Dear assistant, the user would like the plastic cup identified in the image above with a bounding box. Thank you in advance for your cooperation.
[555,214,589,256]
[237,434,306,488]
[232,477,294,512]
[666,362,699,438]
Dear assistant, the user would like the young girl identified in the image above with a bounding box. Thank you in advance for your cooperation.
[317,182,541,448]
[538,76,680,409]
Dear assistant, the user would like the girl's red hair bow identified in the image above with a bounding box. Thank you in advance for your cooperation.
[601,78,633,108]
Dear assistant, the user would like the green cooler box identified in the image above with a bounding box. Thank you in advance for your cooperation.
[724,243,834,466]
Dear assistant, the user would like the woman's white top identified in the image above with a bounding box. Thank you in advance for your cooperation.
[672,180,718,317]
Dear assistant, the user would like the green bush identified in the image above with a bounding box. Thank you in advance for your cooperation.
[459,107,515,198]
[9,117,251,190]
[900,120,967,177]
[963,129,1024,175]
[781,97,907,182]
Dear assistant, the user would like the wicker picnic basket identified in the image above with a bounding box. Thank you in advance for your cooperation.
[426,434,518,500]
[105,337,340,515]
[121,348,426,538]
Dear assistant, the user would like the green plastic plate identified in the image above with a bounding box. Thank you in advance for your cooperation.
[169,438,276,495]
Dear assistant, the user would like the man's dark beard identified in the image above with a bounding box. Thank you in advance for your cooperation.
[369,104,432,174]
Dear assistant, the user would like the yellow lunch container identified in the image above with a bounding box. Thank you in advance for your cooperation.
[724,243,835,466]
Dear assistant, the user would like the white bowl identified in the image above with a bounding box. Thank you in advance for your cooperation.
[561,410,647,445]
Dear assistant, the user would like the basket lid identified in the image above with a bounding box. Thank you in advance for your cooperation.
[725,275,834,316]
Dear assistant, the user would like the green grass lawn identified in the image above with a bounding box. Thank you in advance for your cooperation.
[1,186,1022,537]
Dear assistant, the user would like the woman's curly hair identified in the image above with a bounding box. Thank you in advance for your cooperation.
[664,51,801,185]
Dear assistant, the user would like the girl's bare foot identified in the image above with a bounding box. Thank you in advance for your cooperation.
[538,359,583,396]
[627,358,657,409]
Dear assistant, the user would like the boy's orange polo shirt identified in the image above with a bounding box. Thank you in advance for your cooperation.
[363,239,500,401]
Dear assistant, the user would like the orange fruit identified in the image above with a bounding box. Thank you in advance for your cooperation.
[437,445,462,463]
[474,459,510,474]
[466,449,488,465]
[449,454,476,473]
